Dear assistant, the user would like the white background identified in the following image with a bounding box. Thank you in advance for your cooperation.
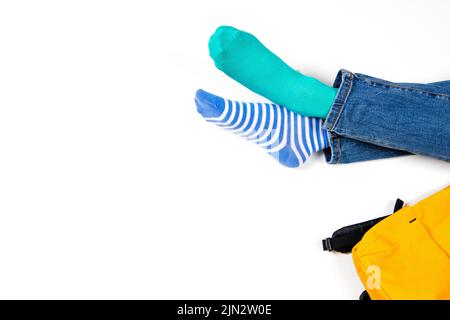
[0,0,449,299]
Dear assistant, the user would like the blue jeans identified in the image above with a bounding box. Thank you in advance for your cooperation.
[323,70,450,164]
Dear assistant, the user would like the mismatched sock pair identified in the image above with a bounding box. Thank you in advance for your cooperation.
[196,26,333,168]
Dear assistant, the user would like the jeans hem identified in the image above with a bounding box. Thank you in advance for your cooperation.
[323,69,354,164]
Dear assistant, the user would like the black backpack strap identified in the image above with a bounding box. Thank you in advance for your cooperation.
[393,198,404,213]
[322,199,404,253]
[322,216,388,253]
[359,291,371,301]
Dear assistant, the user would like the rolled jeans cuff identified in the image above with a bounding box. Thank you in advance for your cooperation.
[322,70,409,164]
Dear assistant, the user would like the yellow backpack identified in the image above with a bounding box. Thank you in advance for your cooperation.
[323,186,450,300]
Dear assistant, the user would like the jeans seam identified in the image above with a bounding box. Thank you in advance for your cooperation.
[330,73,354,131]
[336,136,341,164]
[357,77,450,101]
[335,128,448,161]
[337,128,407,149]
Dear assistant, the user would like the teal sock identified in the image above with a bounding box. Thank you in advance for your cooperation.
[209,26,337,119]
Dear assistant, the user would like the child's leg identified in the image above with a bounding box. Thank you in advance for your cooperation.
[323,70,450,163]
[209,26,337,119]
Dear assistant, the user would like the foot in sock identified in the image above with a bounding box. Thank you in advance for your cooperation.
[195,89,329,168]
[209,26,337,119]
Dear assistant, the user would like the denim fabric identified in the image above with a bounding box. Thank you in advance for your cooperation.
[323,70,450,164]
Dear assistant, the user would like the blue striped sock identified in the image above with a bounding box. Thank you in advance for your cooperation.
[195,89,329,168]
